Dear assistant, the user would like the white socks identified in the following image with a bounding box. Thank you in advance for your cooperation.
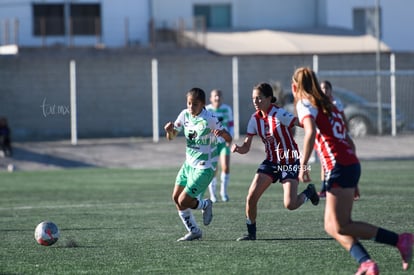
[220,172,229,197]
[209,173,230,200]
[178,209,200,233]
[209,177,217,200]
[195,199,208,210]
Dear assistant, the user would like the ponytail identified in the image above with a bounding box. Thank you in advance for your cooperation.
[292,67,333,116]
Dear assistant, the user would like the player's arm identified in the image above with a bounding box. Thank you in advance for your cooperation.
[300,117,316,182]
[292,117,301,127]
[231,134,253,154]
[164,122,178,140]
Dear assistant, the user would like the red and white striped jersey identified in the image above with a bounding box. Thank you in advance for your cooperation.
[247,105,299,164]
[296,99,358,172]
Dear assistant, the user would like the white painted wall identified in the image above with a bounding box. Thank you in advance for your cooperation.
[152,0,319,30]
[325,0,414,52]
[0,0,149,47]
[0,0,412,51]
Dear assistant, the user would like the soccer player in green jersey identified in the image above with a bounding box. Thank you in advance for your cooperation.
[164,87,232,241]
[206,89,234,202]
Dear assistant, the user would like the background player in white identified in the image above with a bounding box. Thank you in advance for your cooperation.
[231,82,319,241]
[206,89,234,202]
[164,87,232,241]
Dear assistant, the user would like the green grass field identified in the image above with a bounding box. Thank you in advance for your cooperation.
[1,160,413,274]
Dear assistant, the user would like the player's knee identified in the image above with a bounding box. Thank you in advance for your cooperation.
[324,220,336,236]
[172,195,179,205]
[284,201,296,210]
[246,194,259,207]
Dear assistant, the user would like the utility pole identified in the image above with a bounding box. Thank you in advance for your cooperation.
[375,0,383,135]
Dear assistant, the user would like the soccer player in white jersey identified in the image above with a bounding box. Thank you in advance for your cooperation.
[292,67,412,274]
[231,82,319,241]
[206,89,234,202]
[164,87,232,241]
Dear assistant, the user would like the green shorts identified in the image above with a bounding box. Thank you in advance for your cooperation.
[217,142,230,156]
[175,162,215,198]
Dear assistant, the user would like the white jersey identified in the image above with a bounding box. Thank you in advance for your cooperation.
[332,97,344,112]
[174,108,224,169]
[206,103,234,142]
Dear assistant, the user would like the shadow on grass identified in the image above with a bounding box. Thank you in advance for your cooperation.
[10,147,96,169]
[259,237,333,241]
[206,237,334,242]
[0,227,119,232]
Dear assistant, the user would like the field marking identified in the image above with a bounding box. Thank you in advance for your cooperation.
[0,202,167,211]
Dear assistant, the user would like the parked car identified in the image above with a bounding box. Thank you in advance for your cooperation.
[282,87,405,137]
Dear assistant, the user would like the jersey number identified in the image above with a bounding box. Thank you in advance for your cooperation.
[330,112,346,139]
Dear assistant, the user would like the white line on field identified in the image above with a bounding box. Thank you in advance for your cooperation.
[0,202,168,211]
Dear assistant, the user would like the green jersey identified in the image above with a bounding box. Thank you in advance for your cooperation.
[174,109,223,169]
[206,103,234,140]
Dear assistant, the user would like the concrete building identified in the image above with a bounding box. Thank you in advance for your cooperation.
[0,0,412,52]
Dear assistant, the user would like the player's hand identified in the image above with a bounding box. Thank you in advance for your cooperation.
[299,169,311,183]
[231,144,239,153]
[164,122,174,132]
[211,129,223,137]
[164,122,176,140]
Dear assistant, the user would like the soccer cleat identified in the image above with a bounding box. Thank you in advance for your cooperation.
[354,187,361,201]
[397,233,413,270]
[236,234,256,241]
[306,184,320,205]
[221,194,229,202]
[202,199,213,225]
[355,260,379,275]
[177,231,202,241]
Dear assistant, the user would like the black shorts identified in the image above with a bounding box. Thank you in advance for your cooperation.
[325,162,361,190]
[257,159,300,183]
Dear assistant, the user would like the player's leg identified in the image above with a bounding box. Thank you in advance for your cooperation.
[176,207,202,241]
[325,187,379,273]
[281,163,319,208]
[182,167,215,226]
[208,176,217,203]
[282,179,302,210]
[237,173,272,241]
[245,173,272,223]
[220,146,231,201]
[173,165,202,241]
[175,164,213,240]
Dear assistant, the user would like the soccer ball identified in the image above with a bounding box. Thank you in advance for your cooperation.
[34,221,60,246]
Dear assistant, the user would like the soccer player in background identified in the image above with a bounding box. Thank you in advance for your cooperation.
[231,82,319,241]
[292,67,413,274]
[206,89,234,202]
[164,87,232,241]
[0,117,12,157]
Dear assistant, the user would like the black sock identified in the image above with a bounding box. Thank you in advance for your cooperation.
[374,227,399,246]
[320,180,327,192]
[350,242,371,263]
[247,223,256,238]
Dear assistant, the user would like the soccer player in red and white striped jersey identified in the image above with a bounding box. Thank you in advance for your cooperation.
[232,82,319,241]
[292,67,413,274]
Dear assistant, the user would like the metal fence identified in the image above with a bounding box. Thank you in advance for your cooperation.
[315,54,414,136]
[1,50,413,142]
